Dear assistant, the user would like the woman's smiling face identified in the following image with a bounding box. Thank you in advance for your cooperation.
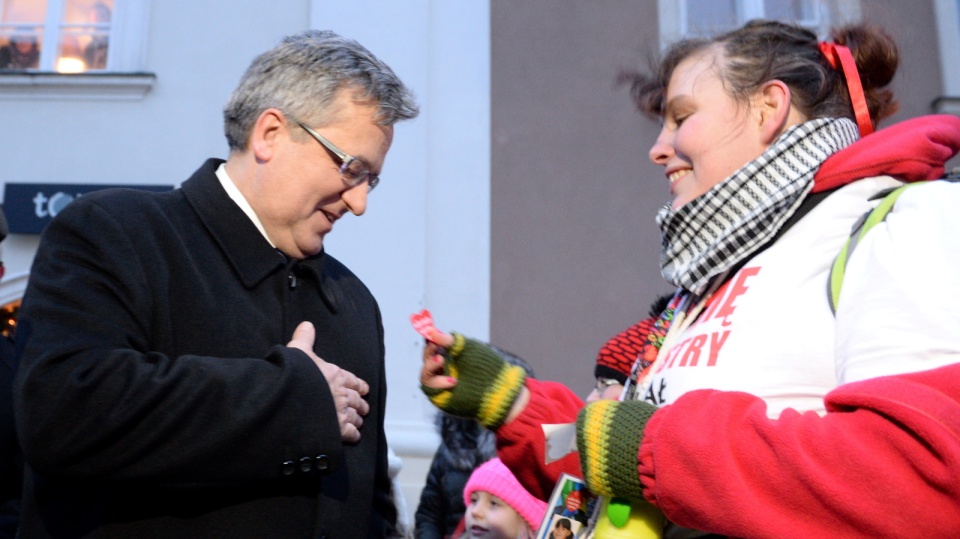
[648,48,770,209]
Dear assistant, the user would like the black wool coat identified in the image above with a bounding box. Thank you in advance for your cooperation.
[0,335,20,539]
[14,159,395,538]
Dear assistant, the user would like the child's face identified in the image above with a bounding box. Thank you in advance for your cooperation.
[465,491,528,539]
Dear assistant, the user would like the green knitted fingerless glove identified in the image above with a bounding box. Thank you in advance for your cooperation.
[576,399,658,500]
[421,333,527,429]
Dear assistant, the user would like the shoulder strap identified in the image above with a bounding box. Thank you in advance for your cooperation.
[724,188,837,281]
[827,183,915,314]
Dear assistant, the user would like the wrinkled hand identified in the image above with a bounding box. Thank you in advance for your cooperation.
[289,321,370,443]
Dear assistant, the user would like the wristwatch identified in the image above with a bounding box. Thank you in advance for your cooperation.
[594,377,621,394]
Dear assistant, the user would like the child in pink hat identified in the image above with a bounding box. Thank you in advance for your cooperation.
[460,458,546,539]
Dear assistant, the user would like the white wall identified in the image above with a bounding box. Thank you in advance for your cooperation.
[934,0,960,113]
[311,0,492,526]
[313,0,491,451]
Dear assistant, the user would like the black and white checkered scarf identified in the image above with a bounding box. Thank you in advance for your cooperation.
[656,118,860,295]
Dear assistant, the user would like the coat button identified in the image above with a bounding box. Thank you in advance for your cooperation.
[315,454,329,471]
[299,456,314,473]
[280,460,296,476]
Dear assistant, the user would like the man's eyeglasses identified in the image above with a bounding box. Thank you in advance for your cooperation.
[296,121,380,191]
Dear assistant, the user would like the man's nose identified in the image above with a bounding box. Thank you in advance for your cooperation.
[342,183,368,216]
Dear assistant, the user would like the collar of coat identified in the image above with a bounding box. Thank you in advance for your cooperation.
[814,114,960,192]
[180,158,330,295]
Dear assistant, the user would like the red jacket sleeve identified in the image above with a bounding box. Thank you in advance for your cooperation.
[639,362,960,538]
[495,378,585,500]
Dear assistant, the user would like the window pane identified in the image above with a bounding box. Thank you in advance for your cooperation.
[765,0,818,21]
[0,0,45,70]
[686,0,739,35]
[58,0,113,72]
[0,0,47,23]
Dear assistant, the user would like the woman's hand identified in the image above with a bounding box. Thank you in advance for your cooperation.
[412,310,528,429]
[419,327,456,391]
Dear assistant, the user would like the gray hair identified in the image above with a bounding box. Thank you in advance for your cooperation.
[223,29,419,152]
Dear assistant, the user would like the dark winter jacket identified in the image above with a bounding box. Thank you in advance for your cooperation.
[14,159,395,538]
[0,335,19,539]
[414,414,496,539]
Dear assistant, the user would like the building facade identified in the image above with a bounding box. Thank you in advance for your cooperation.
[1,0,957,525]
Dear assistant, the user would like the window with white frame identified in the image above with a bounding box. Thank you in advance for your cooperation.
[2,0,116,72]
[658,0,863,49]
[0,0,153,99]
[932,0,960,112]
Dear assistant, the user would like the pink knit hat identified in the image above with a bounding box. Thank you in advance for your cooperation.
[463,458,547,530]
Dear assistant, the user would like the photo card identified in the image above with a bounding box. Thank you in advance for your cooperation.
[535,473,599,538]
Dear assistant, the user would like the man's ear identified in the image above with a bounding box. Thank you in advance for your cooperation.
[249,108,287,162]
[757,80,794,144]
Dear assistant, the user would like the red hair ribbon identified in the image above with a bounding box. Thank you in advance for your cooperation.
[819,41,873,136]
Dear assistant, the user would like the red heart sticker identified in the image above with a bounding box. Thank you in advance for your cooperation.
[410,309,437,342]
[565,490,583,512]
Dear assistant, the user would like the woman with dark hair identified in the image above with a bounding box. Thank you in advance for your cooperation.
[420,19,960,538]
[547,518,572,539]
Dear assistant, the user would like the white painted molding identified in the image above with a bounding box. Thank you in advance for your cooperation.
[0,73,156,100]
[0,272,28,306]
[932,96,960,115]
[386,420,441,457]
[934,0,960,96]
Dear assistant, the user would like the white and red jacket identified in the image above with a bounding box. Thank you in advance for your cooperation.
[495,115,960,538]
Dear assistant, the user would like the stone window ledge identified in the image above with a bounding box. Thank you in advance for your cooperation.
[0,72,156,101]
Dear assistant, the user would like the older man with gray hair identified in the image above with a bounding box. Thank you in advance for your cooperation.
[14,30,418,538]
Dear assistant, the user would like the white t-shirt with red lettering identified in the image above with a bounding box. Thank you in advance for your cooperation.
[639,176,960,418]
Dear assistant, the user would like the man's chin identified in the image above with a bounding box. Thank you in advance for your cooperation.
[281,239,324,260]
[304,242,325,258]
